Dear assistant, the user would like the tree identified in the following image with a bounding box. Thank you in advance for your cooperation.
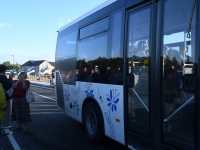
[3,61,21,71]
[3,61,11,66]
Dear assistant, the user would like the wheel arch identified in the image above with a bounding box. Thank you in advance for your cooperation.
[82,97,105,131]
[82,97,106,143]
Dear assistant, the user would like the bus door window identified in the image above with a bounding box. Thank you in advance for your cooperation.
[161,0,196,149]
[127,6,151,136]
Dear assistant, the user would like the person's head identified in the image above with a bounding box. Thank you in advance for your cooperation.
[18,72,27,80]
[137,41,148,51]
[0,64,7,74]
[107,68,113,75]
[76,69,79,75]
[144,58,149,66]
[84,67,88,72]
[91,69,95,74]
[95,65,99,72]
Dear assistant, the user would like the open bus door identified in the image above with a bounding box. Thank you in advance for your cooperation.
[126,0,199,149]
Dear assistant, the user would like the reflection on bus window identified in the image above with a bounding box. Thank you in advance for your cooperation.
[127,6,151,137]
[162,0,196,148]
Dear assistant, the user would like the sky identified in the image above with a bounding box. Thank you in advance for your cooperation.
[0,0,107,65]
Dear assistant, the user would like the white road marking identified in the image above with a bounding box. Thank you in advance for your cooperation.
[33,92,56,101]
[4,129,21,150]
[3,92,55,150]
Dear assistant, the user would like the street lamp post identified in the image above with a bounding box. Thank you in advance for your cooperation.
[11,55,14,65]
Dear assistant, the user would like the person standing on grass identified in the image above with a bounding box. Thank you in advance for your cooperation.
[11,72,32,132]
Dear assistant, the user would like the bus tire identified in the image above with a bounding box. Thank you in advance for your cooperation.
[83,102,104,143]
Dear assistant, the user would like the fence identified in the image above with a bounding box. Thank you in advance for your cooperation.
[13,75,50,83]
[29,75,50,82]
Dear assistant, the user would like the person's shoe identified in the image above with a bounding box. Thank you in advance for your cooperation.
[1,126,13,129]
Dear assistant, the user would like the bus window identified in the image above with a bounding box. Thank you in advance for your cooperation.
[77,8,123,84]
[56,26,77,85]
[79,17,109,39]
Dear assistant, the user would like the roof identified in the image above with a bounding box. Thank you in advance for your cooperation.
[49,62,55,66]
[21,60,45,66]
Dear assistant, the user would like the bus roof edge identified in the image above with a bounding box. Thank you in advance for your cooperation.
[58,0,117,32]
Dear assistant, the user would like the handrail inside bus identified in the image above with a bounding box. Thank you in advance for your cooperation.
[187,0,197,39]
[133,89,149,112]
[163,96,194,122]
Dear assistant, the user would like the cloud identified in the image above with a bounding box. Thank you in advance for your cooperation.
[57,17,65,28]
[67,19,72,23]
[57,16,78,28]
[0,23,12,27]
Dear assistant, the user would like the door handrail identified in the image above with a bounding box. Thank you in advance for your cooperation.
[133,89,149,112]
[164,95,194,122]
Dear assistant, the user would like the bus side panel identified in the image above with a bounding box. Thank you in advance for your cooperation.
[93,83,124,145]
[63,84,79,120]
[62,81,125,145]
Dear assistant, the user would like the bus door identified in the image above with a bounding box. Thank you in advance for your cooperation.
[126,4,152,148]
[126,0,198,149]
[160,0,197,149]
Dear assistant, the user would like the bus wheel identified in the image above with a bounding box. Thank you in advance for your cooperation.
[83,102,104,143]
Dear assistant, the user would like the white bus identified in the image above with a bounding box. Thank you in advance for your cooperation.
[55,0,200,149]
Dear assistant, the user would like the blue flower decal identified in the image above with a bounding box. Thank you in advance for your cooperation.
[85,89,94,97]
[99,95,103,102]
[84,83,94,97]
[64,88,70,101]
[106,89,119,112]
[97,86,103,103]
[72,100,79,117]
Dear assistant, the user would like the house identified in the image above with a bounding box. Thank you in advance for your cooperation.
[21,60,55,75]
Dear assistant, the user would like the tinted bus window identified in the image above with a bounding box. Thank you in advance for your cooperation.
[79,17,109,39]
[55,28,77,84]
[77,9,123,84]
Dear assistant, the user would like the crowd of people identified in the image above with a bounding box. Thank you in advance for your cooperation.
[64,65,123,85]
[0,64,32,135]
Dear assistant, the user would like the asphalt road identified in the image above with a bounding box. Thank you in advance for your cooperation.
[0,83,129,150]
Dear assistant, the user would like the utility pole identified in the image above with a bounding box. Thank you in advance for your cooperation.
[11,55,14,65]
